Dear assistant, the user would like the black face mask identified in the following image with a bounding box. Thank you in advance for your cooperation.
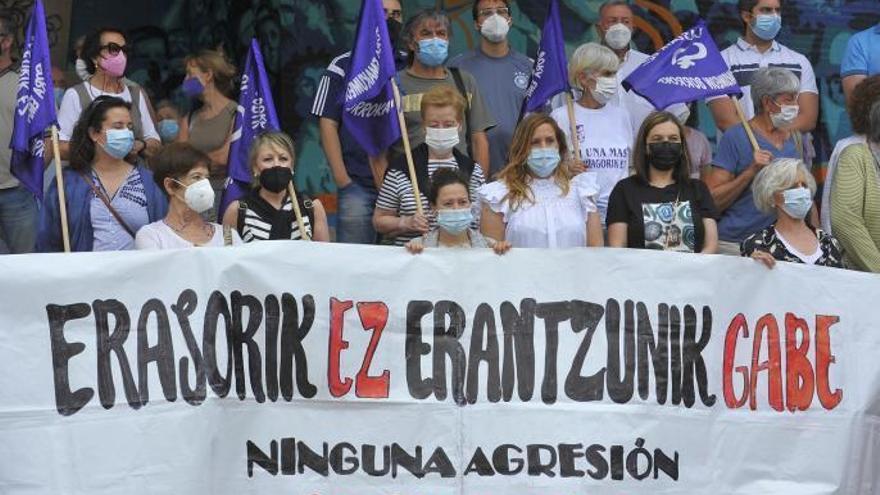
[648,142,683,171]
[386,19,402,47]
[259,166,293,193]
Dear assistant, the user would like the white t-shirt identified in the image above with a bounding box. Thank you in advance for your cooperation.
[58,81,160,141]
[614,49,689,136]
[135,221,243,249]
[708,38,818,123]
[551,102,633,224]
[479,173,599,248]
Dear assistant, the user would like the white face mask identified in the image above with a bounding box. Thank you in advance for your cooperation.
[770,103,800,129]
[425,126,460,153]
[604,23,632,50]
[175,178,215,213]
[480,14,510,43]
[590,76,618,105]
[75,58,91,81]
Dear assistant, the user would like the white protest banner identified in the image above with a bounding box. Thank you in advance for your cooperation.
[0,242,878,494]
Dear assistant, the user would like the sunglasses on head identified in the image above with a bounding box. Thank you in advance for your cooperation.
[100,42,130,56]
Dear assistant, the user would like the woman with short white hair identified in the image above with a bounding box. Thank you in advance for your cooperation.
[741,158,843,268]
[550,42,633,228]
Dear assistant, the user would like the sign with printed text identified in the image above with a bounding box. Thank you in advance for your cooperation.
[0,243,877,494]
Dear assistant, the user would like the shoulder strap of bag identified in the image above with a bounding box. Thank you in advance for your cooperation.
[77,171,136,238]
[223,225,233,246]
[793,131,804,161]
[447,67,473,157]
[237,199,248,234]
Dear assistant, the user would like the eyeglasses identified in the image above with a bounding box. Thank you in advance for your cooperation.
[384,8,402,21]
[100,42,130,56]
[478,7,510,18]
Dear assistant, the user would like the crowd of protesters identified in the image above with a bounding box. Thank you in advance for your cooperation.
[1,0,879,272]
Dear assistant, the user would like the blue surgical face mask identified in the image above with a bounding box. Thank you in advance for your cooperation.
[417,38,449,67]
[182,77,205,98]
[102,128,135,159]
[436,208,473,235]
[527,147,561,178]
[781,186,812,220]
[751,14,782,41]
[158,119,180,142]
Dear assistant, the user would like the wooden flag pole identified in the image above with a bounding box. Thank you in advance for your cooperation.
[390,79,425,217]
[50,125,70,252]
[287,182,311,241]
[732,97,759,152]
[566,91,583,162]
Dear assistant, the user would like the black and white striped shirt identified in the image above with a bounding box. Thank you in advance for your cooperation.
[375,158,484,246]
[240,196,312,242]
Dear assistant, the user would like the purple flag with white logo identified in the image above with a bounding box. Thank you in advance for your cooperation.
[623,20,742,109]
[10,0,56,200]
[341,0,400,156]
[219,38,280,218]
[521,0,569,114]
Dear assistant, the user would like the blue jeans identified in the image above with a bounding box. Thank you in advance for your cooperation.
[0,185,38,254]
[336,181,377,244]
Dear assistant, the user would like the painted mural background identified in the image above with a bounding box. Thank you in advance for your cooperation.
[2,0,879,196]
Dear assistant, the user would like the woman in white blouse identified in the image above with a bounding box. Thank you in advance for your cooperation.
[479,114,603,248]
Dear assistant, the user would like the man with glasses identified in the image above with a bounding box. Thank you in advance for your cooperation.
[311,0,408,244]
[449,0,531,179]
[57,27,161,163]
[0,11,38,253]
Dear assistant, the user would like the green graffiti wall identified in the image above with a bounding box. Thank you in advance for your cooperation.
[11,0,880,197]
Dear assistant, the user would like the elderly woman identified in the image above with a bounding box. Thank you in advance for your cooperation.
[607,111,719,253]
[550,42,633,226]
[374,84,485,246]
[830,76,880,272]
[406,168,510,254]
[38,96,167,252]
[479,113,602,248]
[742,158,843,268]
[705,67,810,255]
[135,143,242,249]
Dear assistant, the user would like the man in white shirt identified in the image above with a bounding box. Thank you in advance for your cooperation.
[708,0,818,134]
[596,0,688,135]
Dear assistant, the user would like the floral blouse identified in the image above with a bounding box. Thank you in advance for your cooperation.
[740,225,845,268]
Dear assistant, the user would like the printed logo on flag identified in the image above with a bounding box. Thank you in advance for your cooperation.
[622,20,742,110]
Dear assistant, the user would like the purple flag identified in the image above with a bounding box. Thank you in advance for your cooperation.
[218,38,280,218]
[623,20,742,109]
[341,0,400,156]
[10,0,57,200]
[521,0,569,114]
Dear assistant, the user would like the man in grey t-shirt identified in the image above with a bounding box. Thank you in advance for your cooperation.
[0,12,38,254]
[373,8,496,180]
[449,0,531,179]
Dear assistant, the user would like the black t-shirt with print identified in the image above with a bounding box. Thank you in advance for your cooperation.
[606,176,719,253]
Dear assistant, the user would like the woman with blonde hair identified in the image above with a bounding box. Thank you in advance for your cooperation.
[222,131,330,242]
[177,49,238,218]
[374,84,486,246]
[479,113,602,248]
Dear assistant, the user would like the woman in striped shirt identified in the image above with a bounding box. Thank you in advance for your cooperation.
[373,84,485,246]
[222,132,330,242]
